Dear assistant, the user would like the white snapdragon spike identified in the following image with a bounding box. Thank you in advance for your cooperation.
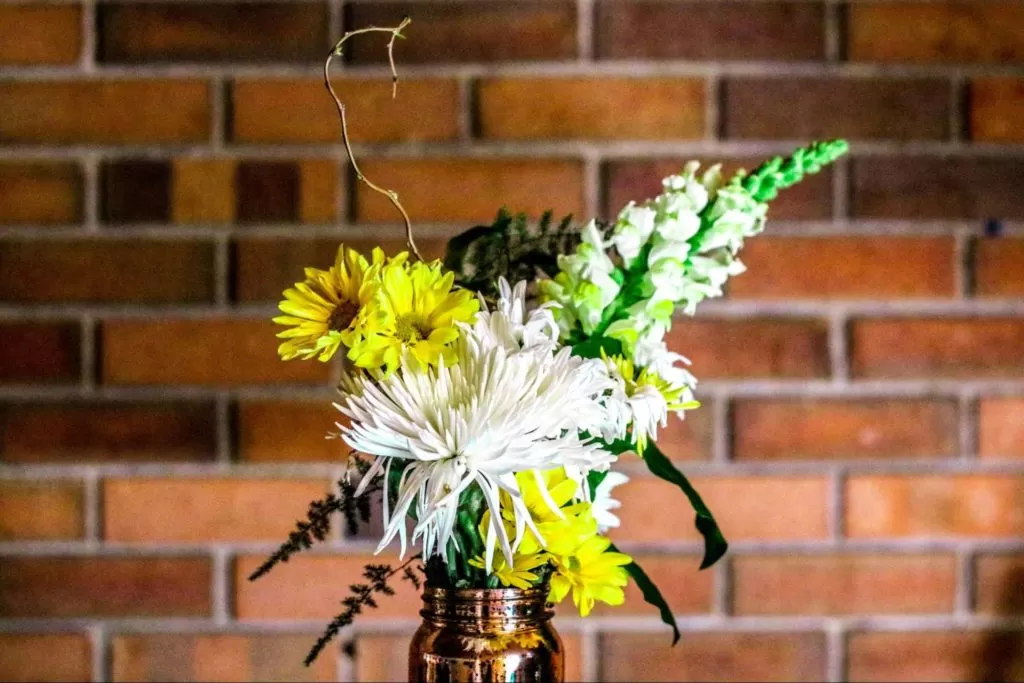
[591,471,629,532]
[337,280,622,571]
[554,220,621,334]
[611,202,657,268]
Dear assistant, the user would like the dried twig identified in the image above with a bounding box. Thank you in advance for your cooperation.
[324,16,424,261]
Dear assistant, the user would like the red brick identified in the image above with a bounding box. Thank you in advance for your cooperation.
[0,80,210,144]
[99,3,328,63]
[656,399,713,462]
[0,402,216,463]
[231,78,459,143]
[0,240,214,303]
[478,77,705,140]
[729,237,955,299]
[852,157,1024,220]
[606,158,832,221]
[601,632,826,682]
[0,481,83,540]
[0,162,81,225]
[848,631,1024,682]
[346,3,576,63]
[237,400,351,463]
[233,236,447,304]
[112,634,336,682]
[851,318,1024,379]
[235,554,420,621]
[101,318,329,386]
[0,322,79,384]
[170,158,237,224]
[0,557,211,617]
[733,554,956,616]
[976,554,1024,616]
[354,159,584,225]
[848,2,1024,64]
[614,475,829,543]
[733,399,959,461]
[974,237,1024,297]
[979,398,1024,459]
[592,553,712,616]
[724,78,949,140]
[104,478,331,542]
[102,159,170,223]
[846,475,1024,538]
[0,634,91,683]
[0,5,80,64]
[597,1,823,61]
[971,78,1024,143]
[665,319,831,380]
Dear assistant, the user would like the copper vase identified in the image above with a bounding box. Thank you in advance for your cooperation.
[408,583,564,682]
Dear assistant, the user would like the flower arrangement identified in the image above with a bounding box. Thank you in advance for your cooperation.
[248,17,848,667]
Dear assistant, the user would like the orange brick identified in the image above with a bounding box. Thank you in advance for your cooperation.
[733,554,956,616]
[0,80,210,144]
[847,631,1024,682]
[656,399,713,462]
[235,554,420,621]
[297,160,340,224]
[846,475,1024,538]
[0,556,211,617]
[0,162,81,225]
[111,634,336,682]
[733,399,959,461]
[101,318,329,386]
[971,78,1024,143]
[601,632,826,682]
[728,237,955,299]
[974,237,1024,297]
[0,402,216,463]
[592,553,712,616]
[347,3,577,63]
[0,322,79,384]
[979,398,1024,459]
[665,319,831,379]
[724,78,949,140]
[614,475,829,543]
[0,240,214,303]
[478,77,705,140]
[104,478,332,542]
[237,400,350,463]
[851,318,1024,379]
[849,2,1024,64]
[0,5,81,65]
[231,78,459,143]
[99,3,327,63]
[0,481,83,540]
[0,634,91,683]
[976,553,1024,617]
[171,159,237,224]
[354,159,584,225]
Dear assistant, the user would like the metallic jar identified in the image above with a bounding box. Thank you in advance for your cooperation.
[408,584,564,682]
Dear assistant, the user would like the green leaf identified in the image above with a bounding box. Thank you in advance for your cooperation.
[642,441,728,570]
[609,543,680,645]
[571,335,622,360]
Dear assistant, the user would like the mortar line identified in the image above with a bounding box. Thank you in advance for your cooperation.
[714,556,732,617]
[83,469,101,544]
[955,549,975,616]
[583,147,602,219]
[949,69,966,141]
[576,0,594,62]
[828,467,847,542]
[213,232,232,308]
[89,623,109,683]
[79,0,96,73]
[579,617,600,683]
[824,0,842,63]
[210,75,226,150]
[827,309,850,385]
[81,153,101,232]
[212,546,231,625]
[831,154,850,221]
[80,314,97,392]
[959,391,978,461]
[457,75,475,142]
[711,391,731,464]
[706,69,722,141]
[215,392,233,464]
[826,621,847,683]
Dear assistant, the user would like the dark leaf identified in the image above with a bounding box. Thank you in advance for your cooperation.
[610,542,680,645]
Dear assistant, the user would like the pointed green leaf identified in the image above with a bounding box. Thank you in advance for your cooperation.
[609,542,680,645]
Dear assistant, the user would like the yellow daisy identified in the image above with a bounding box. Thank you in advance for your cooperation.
[468,552,549,590]
[273,244,387,362]
[549,535,632,617]
[347,258,479,373]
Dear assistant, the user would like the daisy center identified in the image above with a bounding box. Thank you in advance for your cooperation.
[394,313,431,342]
[327,300,360,332]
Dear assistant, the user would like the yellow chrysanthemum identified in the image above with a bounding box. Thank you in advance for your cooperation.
[468,552,548,590]
[347,258,479,374]
[549,535,632,617]
[273,244,391,362]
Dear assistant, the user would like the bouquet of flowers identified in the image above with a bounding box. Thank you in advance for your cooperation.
[247,16,848,668]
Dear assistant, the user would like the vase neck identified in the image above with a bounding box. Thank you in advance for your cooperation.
[420,585,553,633]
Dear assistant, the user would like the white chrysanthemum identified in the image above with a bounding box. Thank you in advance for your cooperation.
[591,471,629,532]
[336,279,622,571]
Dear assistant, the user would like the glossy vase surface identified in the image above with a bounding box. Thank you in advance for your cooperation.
[408,584,563,682]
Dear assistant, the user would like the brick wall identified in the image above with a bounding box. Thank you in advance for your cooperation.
[1,1,1023,681]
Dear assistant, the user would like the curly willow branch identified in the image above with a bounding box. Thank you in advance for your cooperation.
[324,16,423,261]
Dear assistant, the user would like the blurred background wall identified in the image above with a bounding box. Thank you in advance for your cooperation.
[1,0,1023,681]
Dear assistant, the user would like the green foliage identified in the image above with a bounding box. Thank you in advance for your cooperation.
[739,139,849,202]
[610,542,681,645]
[443,208,587,297]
